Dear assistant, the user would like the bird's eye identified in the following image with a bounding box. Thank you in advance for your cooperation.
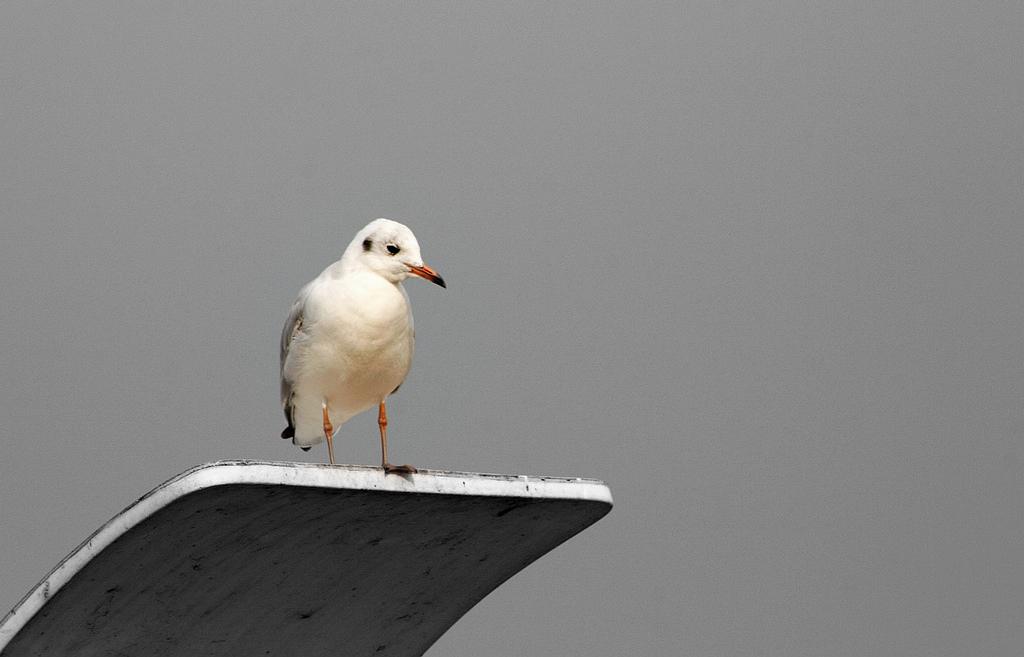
[386,244,400,255]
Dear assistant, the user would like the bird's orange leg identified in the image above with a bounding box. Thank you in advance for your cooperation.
[322,405,336,465]
[379,401,416,474]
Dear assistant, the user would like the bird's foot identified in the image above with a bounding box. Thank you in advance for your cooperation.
[383,462,418,474]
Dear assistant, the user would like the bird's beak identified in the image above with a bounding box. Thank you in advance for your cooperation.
[407,264,446,288]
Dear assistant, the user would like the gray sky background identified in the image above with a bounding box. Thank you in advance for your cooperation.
[2,3,1023,655]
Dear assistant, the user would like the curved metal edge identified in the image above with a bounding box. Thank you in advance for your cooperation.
[0,460,612,650]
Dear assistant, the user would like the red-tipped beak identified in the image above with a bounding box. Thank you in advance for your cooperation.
[407,264,446,288]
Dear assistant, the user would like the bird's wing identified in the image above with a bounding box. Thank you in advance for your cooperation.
[279,294,306,436]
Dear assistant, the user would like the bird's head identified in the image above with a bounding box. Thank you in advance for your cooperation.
[344,218,446,288]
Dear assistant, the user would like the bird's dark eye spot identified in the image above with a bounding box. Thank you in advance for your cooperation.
[362,238,373,252]
[386,244,400,255]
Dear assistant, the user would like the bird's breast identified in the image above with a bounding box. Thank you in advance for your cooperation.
[298,276,415,392]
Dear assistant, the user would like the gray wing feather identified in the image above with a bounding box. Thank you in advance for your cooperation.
[279,295,305,433]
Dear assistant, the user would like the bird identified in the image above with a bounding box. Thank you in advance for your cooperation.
[279,218,446,472]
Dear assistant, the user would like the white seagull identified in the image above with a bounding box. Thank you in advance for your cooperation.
[280,218,446,472]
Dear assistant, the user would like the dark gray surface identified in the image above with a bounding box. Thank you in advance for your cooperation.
[1,463,610,656]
